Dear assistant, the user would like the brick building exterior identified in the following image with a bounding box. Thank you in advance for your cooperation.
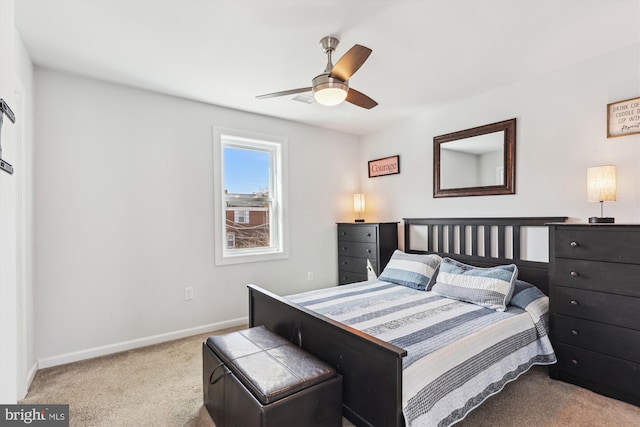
[225,205,270,249]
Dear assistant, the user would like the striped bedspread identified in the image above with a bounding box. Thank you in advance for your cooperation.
[287,279,555,427]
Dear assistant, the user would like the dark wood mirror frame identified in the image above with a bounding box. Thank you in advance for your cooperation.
[433,118,516,198]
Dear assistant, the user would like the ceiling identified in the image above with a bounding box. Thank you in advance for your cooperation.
[14,0,640,136]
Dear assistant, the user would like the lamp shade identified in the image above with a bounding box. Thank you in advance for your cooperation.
[314,87,347,106]
[353,194,365,213]
[587,165,617,202]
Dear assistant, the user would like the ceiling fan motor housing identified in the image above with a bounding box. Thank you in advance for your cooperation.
[312,74,348,92]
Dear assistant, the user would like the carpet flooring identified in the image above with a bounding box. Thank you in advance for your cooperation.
[21,326,640,426]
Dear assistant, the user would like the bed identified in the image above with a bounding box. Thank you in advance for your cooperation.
[248,217,566,426]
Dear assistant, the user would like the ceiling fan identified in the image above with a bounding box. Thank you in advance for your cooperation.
[256,36,378,109]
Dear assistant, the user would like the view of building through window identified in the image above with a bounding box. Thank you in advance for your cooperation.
[223,146,272,250]
[215,130,286,265]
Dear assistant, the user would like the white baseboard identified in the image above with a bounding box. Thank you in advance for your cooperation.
[37,317,248,369]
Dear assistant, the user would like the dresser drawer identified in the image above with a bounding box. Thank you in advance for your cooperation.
[336,223,398,286]
[338,271,368,285]
[552,258,640,298]
[552,286,640,330]
[552,314,640,363]
[554,227,640,263]
[338,255,377,275]
[338,225,377,243]
[338,241,377,259]
[554,343,640,404]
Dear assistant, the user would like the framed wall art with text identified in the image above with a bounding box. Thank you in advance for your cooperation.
[368,155,400,178]
[607,96,640,138]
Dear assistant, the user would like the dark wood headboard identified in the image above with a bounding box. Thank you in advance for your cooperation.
[403,217,567,295]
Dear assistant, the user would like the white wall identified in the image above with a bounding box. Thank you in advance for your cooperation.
[361,44,640,247]
[14,30,36,398]
[33,69,360,365]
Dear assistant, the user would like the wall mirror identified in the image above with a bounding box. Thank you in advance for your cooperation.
[433,118,516,198]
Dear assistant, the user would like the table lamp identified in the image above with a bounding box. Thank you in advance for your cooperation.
[587,165,616,223]
[353,193,365,222]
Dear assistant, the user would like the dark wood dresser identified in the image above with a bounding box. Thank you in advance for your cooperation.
[549,223,640,406]
[337,222,398,285]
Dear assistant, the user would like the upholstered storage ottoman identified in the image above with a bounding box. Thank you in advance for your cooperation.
[202,326,342,427]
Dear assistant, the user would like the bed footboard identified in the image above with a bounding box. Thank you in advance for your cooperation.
[248,284,406,427]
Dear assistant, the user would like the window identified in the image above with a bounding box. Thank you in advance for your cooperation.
[213,128,288,265]
[233,210,250,224]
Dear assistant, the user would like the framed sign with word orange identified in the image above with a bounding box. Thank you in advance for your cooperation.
[368,155,400,178]
[607,96,640,138]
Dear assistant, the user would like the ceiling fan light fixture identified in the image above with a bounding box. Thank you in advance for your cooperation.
[312,74,348,106]
[314,87,348,106]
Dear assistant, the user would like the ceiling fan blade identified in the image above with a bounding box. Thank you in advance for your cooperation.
[346,88,378,109]
[256,87,312,99]
[330,44,372,82]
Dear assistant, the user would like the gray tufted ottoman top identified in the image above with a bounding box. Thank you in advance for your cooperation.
[207,326,337,404]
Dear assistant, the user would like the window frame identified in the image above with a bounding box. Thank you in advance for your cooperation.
[213,127,288,265]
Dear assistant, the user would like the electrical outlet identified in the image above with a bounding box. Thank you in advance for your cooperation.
[184,286,194,301]
[307,272,314,281]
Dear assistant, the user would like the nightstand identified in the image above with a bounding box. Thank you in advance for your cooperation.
[337,222,398,285]
[549,223,640,406]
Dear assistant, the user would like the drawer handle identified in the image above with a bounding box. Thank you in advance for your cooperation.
[571,359,578,365]
[570,271,579,277]
[570,241,579,248]
[570,300,579,306]
[571,329,579,336]
[366,249,372,253]
[209,363,230,385]
[366,233,371,237]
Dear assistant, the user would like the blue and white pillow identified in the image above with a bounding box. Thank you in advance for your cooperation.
[430,257,518,311]
[378,250,442,291]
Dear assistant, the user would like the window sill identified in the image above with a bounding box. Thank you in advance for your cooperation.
[215,249,288,266]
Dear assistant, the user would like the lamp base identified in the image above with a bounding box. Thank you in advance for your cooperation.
[588,216,615,224]
[354,219,365,223]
